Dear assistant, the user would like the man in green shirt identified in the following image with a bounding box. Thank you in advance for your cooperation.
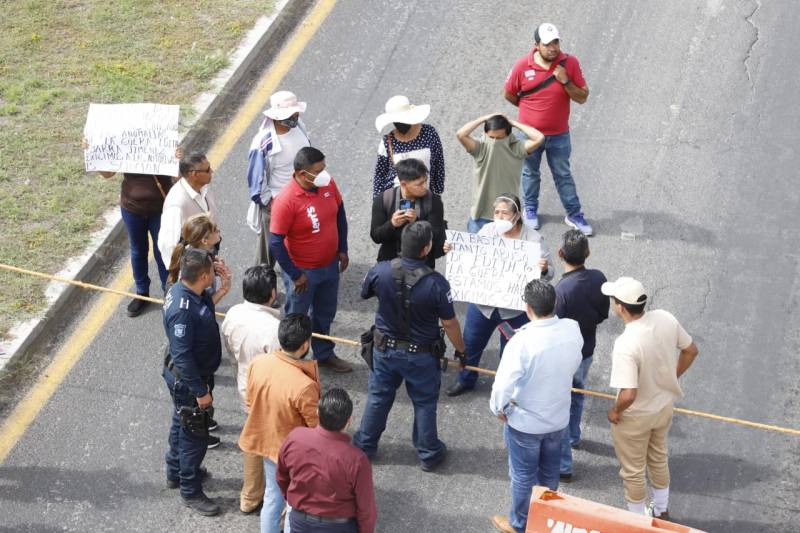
[457,113,544,233]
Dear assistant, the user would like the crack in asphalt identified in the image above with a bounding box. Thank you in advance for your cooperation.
[744,0,762,91]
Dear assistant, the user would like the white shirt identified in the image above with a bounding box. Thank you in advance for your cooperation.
[157,178,215,263]
[490,316,583,434]
[268,126,310,199]
[221,301,281,410]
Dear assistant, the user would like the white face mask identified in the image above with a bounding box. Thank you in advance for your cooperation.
[494,217,514,234]
[306,169,331,187]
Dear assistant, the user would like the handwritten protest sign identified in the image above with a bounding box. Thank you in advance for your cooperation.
[445,230,541,311]
[83,103,180,176]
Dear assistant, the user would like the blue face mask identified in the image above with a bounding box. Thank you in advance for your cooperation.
[281,116,299,129]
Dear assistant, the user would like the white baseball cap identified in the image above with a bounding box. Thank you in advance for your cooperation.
[601,277,648,305]
[374,95,431,132]
[535,23,560,45]
[263,90,307,120]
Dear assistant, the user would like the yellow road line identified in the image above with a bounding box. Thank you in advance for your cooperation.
[0,0,338,465]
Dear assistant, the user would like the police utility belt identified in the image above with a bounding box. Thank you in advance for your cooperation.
[359,258,447,371]
[163,352,211,386]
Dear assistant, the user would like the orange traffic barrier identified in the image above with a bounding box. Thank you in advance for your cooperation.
[525,486,707,533]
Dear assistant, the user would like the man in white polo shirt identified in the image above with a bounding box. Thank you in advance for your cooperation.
[602,277,699,520]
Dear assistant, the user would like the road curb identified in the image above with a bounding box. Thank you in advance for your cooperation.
[1,0,314,371]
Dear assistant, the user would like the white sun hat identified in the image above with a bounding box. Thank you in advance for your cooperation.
[262,90,307,120]
[374,95,431,132]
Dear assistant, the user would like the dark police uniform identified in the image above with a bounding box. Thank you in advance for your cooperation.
[162,281,221,498]
[352,257,455,468]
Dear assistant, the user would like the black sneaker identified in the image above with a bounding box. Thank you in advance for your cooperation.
[126,296,150,317]
[446,381,472,397]
[207,435,221,449]
[167,467,209,489]
[182,492,220,516]
[559,472,573,483]
[208,418,219,432]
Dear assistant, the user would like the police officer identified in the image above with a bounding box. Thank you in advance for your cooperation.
[353,221,467,472]
[162,247,223,516]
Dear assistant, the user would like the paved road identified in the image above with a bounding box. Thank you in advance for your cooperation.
[2,1,799,531]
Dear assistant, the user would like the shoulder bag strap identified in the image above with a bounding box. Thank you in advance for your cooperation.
[516,56,568,99]
[152,175,167,199]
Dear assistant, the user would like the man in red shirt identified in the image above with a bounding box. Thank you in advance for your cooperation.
[269,147,353,373]
[278,388,377,533]
[504,23,593,236]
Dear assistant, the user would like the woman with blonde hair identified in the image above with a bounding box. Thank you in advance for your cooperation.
[167,213,232,305]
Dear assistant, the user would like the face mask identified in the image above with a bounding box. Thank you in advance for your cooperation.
[394,122,412,134]
[280,116,299,129]
[305,169,331,187]
[211,239,221,257]
[494,217,514,234]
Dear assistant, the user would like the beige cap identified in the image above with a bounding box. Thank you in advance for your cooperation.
[263,90,307,120]
[601,277,647,305]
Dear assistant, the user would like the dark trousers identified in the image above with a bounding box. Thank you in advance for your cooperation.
[353,346,444,466]
[120,206,168,295]
[289,512,357,533]
[459,305,530,388]
[163,367,211,498]
[254,200,277,271]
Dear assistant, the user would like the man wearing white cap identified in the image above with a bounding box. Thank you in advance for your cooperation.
[504,23,593,236]
[602,277,699,520]
[373,95,445,197]
[246,90,311,272]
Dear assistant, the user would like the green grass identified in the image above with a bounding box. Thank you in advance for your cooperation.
[0,0,275,339]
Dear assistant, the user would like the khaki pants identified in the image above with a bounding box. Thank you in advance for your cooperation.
[241,451,265,512]
[611,403,673,503]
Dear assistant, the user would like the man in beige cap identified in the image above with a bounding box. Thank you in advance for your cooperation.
[246,90,310,275]
[601,277,699,519]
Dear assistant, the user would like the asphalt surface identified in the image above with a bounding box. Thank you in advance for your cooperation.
[2,1,799,532]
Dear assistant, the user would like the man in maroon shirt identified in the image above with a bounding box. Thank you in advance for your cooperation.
[504,23,593,236]
[278,388,377,533]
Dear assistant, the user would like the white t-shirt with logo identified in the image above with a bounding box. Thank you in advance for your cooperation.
[269,126,310,199]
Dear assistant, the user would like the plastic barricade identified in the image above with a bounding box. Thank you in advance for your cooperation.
[525,486,707,533]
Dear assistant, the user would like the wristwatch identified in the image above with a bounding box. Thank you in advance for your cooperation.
[560,78,571,86]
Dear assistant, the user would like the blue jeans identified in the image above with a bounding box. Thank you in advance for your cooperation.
[467,217,492,234]
[120,206,168,295]
[261,459,289,533]
[560,356,593,474]
[353,346,445,466]
[505,424,564,533]
[289,512,357,533]
[519,131,582,216]
[281,259,340,362]
[163,367,208,499]
[459,305,529,388]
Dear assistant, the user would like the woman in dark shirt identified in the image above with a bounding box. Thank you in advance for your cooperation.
[101,171,175,316]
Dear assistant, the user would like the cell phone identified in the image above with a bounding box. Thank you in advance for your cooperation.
[497,321,516,340]
[399,199,414,211]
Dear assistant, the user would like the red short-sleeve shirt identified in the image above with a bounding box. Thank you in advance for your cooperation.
[270,178,343,269]
[504,50,586,136]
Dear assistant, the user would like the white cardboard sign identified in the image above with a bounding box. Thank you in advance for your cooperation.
[83,103,180,176]
[445,230,541,311]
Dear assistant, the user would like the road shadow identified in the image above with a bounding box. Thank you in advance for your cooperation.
[370,440,507,480]
[0,465,159,508]
[671,452,777,495]
[375,487,491,531]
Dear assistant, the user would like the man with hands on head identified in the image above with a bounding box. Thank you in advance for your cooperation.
[456,113,543,233]
[269,146,353,373]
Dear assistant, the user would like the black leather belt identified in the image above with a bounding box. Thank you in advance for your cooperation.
[374,329,432,354]
[292,509,354,524]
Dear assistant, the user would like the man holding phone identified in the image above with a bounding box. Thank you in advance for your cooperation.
[369,158,446,268]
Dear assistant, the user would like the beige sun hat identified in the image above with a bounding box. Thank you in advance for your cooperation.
[262,90,307,120]
[374,95,431,132]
